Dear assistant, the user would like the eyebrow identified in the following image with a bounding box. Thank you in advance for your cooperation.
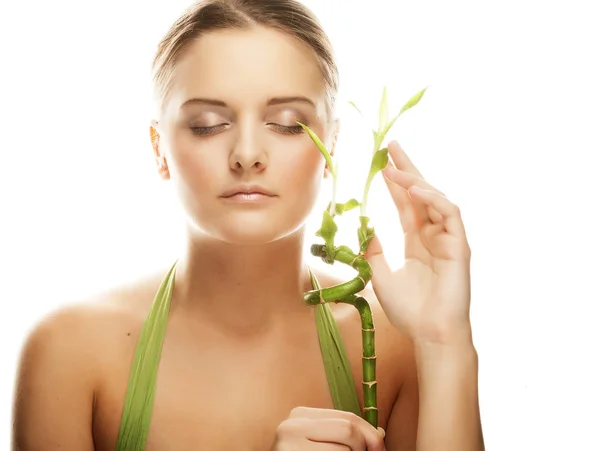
[180,96,316,109]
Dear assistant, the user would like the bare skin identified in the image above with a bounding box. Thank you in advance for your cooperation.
[12,26,443,450]
[13,266,417,450]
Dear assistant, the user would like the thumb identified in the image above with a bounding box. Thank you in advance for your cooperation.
[363,233,392,284]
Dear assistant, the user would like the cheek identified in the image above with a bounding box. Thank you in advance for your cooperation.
[165,133,224,202]
[275,141,326,209]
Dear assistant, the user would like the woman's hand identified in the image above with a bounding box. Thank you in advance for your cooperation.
[365,140,473,345]
[270,407,386,451]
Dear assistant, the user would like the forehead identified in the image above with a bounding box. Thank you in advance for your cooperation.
[167,27,327,115]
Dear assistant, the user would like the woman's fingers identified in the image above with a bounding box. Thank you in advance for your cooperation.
[382,164,444,226]
[306,418,365,451]
[387,140,424,179]
[381,165,420,231]
[407,185,467,240]
[286,407,385,451]
[381,141,468,251]
[383,164,441,195]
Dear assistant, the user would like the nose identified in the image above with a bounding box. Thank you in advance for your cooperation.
[228,122,267,173]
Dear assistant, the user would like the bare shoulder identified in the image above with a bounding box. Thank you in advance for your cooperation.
[17,268,165,365]
[12,270,165,450]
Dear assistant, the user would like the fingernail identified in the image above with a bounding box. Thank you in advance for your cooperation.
[377,427,386,438]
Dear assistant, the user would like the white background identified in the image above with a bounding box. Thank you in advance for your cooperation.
[1,0,599,449]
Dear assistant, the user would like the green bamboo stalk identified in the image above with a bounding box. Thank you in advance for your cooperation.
[301,86,428,429]
[305,271,378,426]
[339,294,377,426]
[303,245,372,305]
[304,245,377,426]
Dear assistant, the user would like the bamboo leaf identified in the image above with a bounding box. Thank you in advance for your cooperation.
[373,130,384,152]
[358,216,375,253]
[343,198,360,211]
[331,202,342,216]
[116,262,177,451]
[398,86,428,115]
[331,198,360,215]
[381,87,428,140]
[312,289,362,416]
[369,148,389,177]
[348,101,363,117]
[378,86,389,133]
[308,266,322,289]
[297,122,336,177]
[316,210,338,255]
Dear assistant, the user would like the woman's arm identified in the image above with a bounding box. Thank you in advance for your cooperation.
[413,335,484,451]
[385,331,485,451]
[12,307,97,450]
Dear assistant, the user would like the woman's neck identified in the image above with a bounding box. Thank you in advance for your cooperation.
[172,228,315,336]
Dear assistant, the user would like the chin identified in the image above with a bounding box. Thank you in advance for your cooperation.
[196,214,307,246]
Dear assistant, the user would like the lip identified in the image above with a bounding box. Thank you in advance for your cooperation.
[221,192,276,204]
[220,185,276,198]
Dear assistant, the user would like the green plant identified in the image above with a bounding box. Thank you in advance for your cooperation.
[298,86,427,428]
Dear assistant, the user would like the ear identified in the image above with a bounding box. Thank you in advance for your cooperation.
[150,120,170,180]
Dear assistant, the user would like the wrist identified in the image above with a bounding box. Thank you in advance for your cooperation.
[412,319,474,348]
[412,322,477,363]
[414,334,478,375]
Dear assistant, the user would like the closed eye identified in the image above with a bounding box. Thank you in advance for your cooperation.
[190,124,228,136]
[268,124,305,135]
[190,123,305,136]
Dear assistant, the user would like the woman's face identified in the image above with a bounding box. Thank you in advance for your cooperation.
[153,26,336,245]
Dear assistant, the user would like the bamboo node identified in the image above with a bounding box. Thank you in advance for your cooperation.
[357,276,366,289]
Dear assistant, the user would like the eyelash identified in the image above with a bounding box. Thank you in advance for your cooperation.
[189,124,305,136]
[269,124,305,135]
[190,125,227,136]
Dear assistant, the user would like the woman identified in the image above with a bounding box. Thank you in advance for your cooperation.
[12,1,484,450]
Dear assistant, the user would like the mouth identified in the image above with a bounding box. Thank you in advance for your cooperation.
[220,185,276,198]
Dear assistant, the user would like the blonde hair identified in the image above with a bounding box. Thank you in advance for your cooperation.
[152,0,339,115]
